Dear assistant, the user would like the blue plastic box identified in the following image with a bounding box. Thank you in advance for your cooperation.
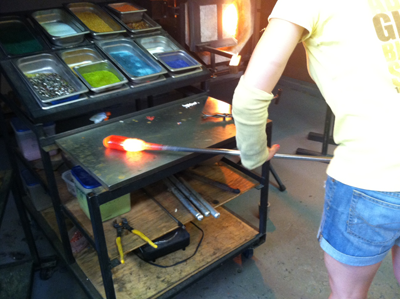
[11,117,56,161]
[21,169,52,211]
[71,166,131,221]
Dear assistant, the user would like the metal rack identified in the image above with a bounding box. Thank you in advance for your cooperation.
[0,6,271,299]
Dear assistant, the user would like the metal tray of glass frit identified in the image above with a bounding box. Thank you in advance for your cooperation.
[0,16,45,57]
[12,53,88,103]
[74,60,128,93]
[65,2,126,39]
[135,35,180,58]
[95,38,167,83]
[31,8,89,47]
[111,13,161,34]
[57,46,106,74]
[107,2,147,23]
[154,50,201,72]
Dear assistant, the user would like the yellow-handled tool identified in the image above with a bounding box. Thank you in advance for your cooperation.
[113,220,125,264]
[121,218,158,249]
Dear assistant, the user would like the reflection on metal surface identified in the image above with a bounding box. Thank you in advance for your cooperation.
[55,96,236,190]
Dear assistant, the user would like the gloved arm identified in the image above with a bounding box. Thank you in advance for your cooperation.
[232,19,304,169]
[232,76,274,169]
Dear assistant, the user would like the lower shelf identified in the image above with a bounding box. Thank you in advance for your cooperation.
[41,162,257,262]
[42,206,258,299]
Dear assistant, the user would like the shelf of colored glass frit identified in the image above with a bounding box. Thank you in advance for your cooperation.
[0,22,43,55]
[110,51,157,77]
[75,12,113,32]
[82,70,121,88]
[42,22,78,36]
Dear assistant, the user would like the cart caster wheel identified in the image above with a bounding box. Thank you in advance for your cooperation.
[242,249,254,259]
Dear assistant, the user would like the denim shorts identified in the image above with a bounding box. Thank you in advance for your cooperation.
[318,176,400,266]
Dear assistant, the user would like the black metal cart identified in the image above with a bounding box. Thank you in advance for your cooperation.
[0,6,271,299]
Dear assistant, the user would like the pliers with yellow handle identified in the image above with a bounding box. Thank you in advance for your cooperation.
[121,218,158,249]
[113,220,125,264]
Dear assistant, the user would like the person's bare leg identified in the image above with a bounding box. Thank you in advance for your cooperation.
[324,252,382,299]
[391,245,400,283]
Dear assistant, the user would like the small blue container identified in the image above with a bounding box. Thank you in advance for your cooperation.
[71,166,131,221]
[21,169,52,211]
[10,117,56,161]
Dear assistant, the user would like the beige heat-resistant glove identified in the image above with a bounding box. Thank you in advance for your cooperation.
[232,76,274,170]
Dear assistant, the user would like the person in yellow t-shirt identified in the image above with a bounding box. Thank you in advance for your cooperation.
[232,0,400,298]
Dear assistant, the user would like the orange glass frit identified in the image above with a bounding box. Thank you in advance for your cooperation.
[103,135,149,152]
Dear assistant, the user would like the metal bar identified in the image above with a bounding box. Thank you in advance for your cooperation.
[21,196,103,299]
[259,161,270,236]
[39,137,75,264]
[62,207,96,249]
[11,180,41,266]
[184,171,240,194]
[163,178,203,221]
[143,188,184,228]
[0,103,41,265]
[86,192,116,299]
[169,175,211,217]
[197,45,236,59]
[274,153,332,163]
[270,164,286,192]
[321,105,334,155]
[148,144,333,162]
[177,176,220,219]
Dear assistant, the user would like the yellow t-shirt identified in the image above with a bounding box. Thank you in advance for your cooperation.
[270,0,400,191]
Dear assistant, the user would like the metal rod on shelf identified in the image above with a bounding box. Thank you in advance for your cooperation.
[169,175,211,217]
[184,171,240,194]
[177,176,221,219]
[163,178,203,221]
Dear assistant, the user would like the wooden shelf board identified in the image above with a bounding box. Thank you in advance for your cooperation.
[64,187,194,260]
[41,161,258,262]
[74,207,259,299]
[181,162,258,208]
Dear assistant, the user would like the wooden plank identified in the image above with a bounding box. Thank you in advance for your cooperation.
[72,207,258,299]
[64,186,194,260]
[42,161,257,261]
[181,162,257,207]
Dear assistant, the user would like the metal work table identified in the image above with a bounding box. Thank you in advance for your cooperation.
[0,6,271,299]
[56,95,236,190]
[51,95,270,299]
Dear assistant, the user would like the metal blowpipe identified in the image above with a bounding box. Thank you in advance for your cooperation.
[102,136,332,162]
[153,145,332,163]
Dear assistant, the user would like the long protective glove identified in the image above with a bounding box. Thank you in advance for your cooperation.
[232,76,274,169]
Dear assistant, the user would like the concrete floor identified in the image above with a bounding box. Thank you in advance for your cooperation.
[1,76,399,298]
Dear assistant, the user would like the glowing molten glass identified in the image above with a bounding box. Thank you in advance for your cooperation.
[103,135,149,152]
[222,3,238,38]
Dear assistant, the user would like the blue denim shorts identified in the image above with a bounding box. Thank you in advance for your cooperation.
[318,176,400,266]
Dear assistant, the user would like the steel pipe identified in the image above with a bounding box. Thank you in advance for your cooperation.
[169,175,211,217]
[163,178,203,221]
[178,176,221,219]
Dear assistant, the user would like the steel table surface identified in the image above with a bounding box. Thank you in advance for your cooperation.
[55,94,236,191]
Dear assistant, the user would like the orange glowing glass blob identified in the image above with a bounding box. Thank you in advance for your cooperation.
[222,3,238,38]
[103,135,149,152]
